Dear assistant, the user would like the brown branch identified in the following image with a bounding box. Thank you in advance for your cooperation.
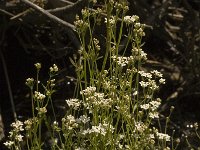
[21,0,75,30]
[145,0,172,25]
[0,8,14,16]
[48,0,89,14]
[10,8,31,20]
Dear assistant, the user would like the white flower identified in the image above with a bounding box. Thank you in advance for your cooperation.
[62,115,78,130]
[148,80,159,90]
[119,134,125,139]
[104,16,116,25]
[138,71,152,79]
[149,112,159,119]
[53,121,58,126]
[34,63,41,69]
[96,98,113,108]
[135,22,141,28]
[156,132,171,141]
[74,18,89,29]
[91,124,106,136]
[91,0,97,3]
[194,122,199,130]
[66,98,81,110]
[159,78,166,84]
[140,50,147,60]
[4,141,14,148]
[11,120,24,132]
[132,90,138,96]
[149,134,155,139]
[139,81,149,88]
[118,143,123,149]
[52,121,61,132]
[102,122,115,133]
[25,78,34,87]
[125,145,130,149]
[15,134,23,142]
[124,15,139,24]
[151,70,163,78]
[112,55,129,67]
[149,100,161,111]
[67,115,76,124]
[47,79,56,87]
[50,64,58,72]
[134,121,147,132]
[81,129,91,135]
[80,86,96,96]
[77,115,90,124]
[24,119,33,130]
[132,47,141,54]
[36,107,47,115]
[34,91,46,101]
[82,122,112,136]
[140,104,150,110]
[81,9,89,17]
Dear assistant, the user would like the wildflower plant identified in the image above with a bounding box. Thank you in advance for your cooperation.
[184,122,200,149]
[69,0,173,149]
[4,63,61,150]
[4,0,177,150]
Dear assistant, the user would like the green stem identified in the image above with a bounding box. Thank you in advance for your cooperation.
[101,2,112,72]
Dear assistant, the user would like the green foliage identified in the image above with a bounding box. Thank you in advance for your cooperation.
[4,1,179,150]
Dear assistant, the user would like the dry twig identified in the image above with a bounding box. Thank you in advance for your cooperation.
[21,0,75,30]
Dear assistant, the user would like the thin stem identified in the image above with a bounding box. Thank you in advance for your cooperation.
[101,2,112,72]
[0,49,17,120]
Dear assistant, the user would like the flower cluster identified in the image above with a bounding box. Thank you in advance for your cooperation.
[74,15,89,31]
[36,107,47,115]
[47,79,56,87]
[50,64,58,73]
[112,55,134,67]
[134,121,148,133]
[132,47,147,60]
[76,115,90,124]
[52,121,61,132]
[80,86,96,96]
[66,98,81,110]
[81,122,114,136]
[24,117,38,130]
[62,115,78,130]
[138,70,152,79]
[4,120,24,149]
[124,15,139,24]
[10,120,24,133]
[156,132,171,141]
[81,87,113,111]
[34,63,41,70]
[34,91,46,101]
[25,78,34,88]
[139,69,165,92]
[134,22,146,37]
[151,70,163,77]
[81,9,90,18]
[140,98,161,119]
[114,1,129,12]
[93,38,100,51]
[104,16,117,26]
